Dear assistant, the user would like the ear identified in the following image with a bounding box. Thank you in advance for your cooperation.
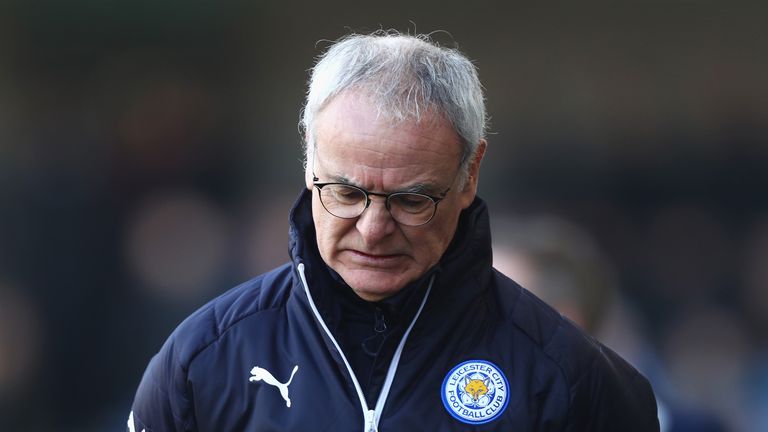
[304,137,315,190]
[458,139,487,209]
[305,165,314,190]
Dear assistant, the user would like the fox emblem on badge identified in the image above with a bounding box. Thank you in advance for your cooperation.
[442,360,510,425]
[463,376,490,405]
[249,365,299,407]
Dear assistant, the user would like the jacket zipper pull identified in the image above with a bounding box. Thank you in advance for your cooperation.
[365,409,377,432]
[374,307,387,333]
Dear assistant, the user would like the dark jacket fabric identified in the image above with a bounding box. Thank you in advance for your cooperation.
[128,190,660,431]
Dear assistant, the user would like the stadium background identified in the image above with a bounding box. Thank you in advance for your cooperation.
[1,2,766,430]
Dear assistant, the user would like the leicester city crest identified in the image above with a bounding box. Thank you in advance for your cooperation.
[441,359,509,425]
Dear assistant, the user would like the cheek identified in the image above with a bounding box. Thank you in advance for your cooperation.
[424,204,464,254]
[409,217,459,264]
[312,202,333,253]
[312,203,352,255]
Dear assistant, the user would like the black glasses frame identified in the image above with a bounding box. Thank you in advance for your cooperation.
[312,178,450,226]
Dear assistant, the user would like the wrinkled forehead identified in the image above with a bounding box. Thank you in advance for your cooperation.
[309,89,460,146]
[311,92,463,189]
[313,91,461,150]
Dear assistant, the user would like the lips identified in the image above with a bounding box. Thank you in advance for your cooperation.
[345,249,405,267]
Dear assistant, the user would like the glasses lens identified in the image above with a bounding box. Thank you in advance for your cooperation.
[319,184,367,218]
[389,193,436,226]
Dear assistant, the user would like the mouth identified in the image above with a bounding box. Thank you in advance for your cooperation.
[346,250,406,267]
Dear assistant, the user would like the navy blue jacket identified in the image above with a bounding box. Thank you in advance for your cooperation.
[128,190,659,431]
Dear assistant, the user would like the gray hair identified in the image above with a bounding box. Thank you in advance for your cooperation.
[301,31,487,184]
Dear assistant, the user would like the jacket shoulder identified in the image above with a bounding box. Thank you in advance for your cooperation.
[129,262,296,430]
[171,262,295,365]
[493,270,629,381]
[493,271,659,430]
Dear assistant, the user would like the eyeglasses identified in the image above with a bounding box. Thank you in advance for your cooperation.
[312,180,451,226]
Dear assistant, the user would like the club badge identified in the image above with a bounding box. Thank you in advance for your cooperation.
[441,359,509,424]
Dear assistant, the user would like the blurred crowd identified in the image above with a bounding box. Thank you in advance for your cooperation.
[492,212,767,432]
[1,2,766,431]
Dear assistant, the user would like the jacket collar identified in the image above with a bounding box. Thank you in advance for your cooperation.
[288,188,493,324]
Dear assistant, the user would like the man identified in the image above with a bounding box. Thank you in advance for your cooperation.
[128,31,659,431]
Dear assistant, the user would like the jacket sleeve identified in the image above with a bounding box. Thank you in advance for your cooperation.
[127,336,197,432]
[565,345,660,432]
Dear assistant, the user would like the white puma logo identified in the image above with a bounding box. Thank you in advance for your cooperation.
[127,411,145,432]
[249,365,299,407]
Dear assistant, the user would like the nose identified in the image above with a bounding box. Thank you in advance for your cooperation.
[356,196,396,243]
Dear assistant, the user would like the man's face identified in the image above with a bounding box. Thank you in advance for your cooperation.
[306,92,485,301]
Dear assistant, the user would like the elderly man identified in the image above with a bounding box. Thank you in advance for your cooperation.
[128,32,659,431]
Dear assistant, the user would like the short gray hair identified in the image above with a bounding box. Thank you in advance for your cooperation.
[301,31,487,183]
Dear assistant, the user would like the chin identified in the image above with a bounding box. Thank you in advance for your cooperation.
[343,270,411,301]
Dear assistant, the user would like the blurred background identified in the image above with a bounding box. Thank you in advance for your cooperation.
[1,1,766,431]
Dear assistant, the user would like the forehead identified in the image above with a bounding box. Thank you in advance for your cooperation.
[313,92,462,188]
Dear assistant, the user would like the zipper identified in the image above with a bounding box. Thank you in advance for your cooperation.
[362,307,387,356]
[374,307,387,333]
[365,409,376,432]
[297,263,433,432]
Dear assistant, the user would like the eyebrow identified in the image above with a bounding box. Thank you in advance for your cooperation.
[322,174,439,195]
[398,182,436,194]
[315,153,444,194]
[325,173,353,184]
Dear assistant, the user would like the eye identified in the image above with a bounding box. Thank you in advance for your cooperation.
[391,193,431,213]
[329,185,363,205]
